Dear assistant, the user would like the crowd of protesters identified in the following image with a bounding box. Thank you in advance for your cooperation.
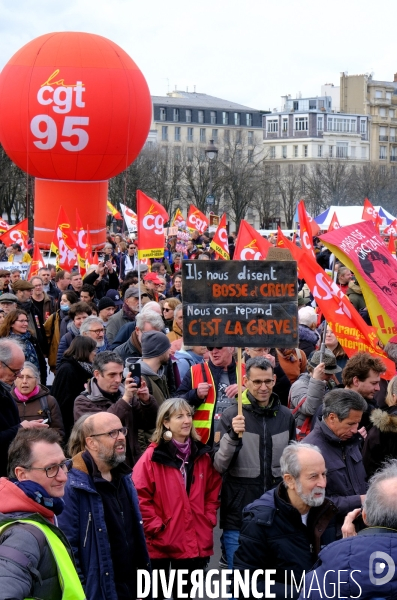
[0,227,397,599]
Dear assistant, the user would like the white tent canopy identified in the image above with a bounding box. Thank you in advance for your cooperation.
[313,205,396,229]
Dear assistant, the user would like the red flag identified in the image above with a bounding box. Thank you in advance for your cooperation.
[384,219,397,236]
[0,218,29,251]
[362,198,382,229]
[186,205,209,234]
[85,226,93,268]
[297,200,316,258]
[277,231,395,378]
[210,214,229,260]
[276,227,285,248]
[137,190,169,260]
[50,207,77,270]
[0,219,9,234]
[28,244,46,278]
[388,235,396,255]
[107,200,123,220]
[328,212,341,231]
[234,221,270,260]
[75,211,87,276]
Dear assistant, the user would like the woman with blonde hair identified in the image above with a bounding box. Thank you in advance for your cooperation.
[132,397,221,600]
[363,375,397,477]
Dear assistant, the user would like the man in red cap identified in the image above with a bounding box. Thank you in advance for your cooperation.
[143,272,163,301]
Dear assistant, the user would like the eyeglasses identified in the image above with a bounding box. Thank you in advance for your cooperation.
[89,427,128,439]
[248,378,275,388]
[17,374,36,381]
[206,347,223,351]
[1,361,23,376]
[163,308,173,312]
[22,459,73,478]
[89,328,105,335]
[129,246,136,250]
[15,319,29,324]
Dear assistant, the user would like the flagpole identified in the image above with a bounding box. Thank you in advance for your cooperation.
[319,258,336,363]
[237,348,243,438]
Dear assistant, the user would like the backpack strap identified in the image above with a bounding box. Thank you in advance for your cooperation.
[0,523,46,583]
[39,396,52,425]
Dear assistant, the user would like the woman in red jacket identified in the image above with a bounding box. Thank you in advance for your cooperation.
[132,397,221,600]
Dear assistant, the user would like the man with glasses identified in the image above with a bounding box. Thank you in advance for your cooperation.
[0,339,48,477]
[30,276,55,322]
[213,356,296,569]
[0,428,85,599]
[120,242,138,280]
[80,316,110,352]
[73,352,157,466]
[58,412,150,600]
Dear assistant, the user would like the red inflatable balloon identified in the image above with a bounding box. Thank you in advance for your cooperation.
[0,32,152,246]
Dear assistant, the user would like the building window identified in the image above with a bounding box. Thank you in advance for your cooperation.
[248,149,253,163]
[236,130,242,144]
[160,108,166,121]
[222,112,229,125]
[187,127,194,142]
[161,126,168,141]
[295,117,308,131]
[282,146,287,158]
[210,111,216,125]
[350,146,356,158]
[224,149,230,161]
[294,145,298,158]
[282,118,288,132]
[360,120,367,134]
[236,149,242,161]
[375,90,382,99]
[303,145,308,157]
[267,119,279,133]
[318,145,323,158]
[380,126,388,141]
[390,109,395,118]
[329,145,333,158]
[234,112,241,126]
[173,109,179,122]
[186,109,192,123]
[200,128,206,143]
[270,146,276,159]
[300,164,306,174]
[391,128,396,142]
[288,164,294,175]
[386,92,392,101]
[379,108,386,117]
[327,118,357,133]
[246,113,253,127]
[146,141,153,149]
[317,116,324,132]
[198,110,204,124]
[380,165,387,176]
[361,147,367,159]
[174,127,181,142]
[224,129,230,142]
[336,142,348,158]
[379,145,387,159]
[275,164,280,175]
[309,100,317,110]
[187,147,193,161]
[174,147,181,161]
[160,146,168,158]
[392,166,397,178]
[248,131,254,145]
[212,129,218,142]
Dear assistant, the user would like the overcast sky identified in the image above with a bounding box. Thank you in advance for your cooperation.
[0,0,396,112]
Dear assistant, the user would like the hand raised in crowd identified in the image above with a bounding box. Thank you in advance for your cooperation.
[105,260,114,273]
[358,426,367,439]
[341,507,361,538]
[122,375,151,404]
[312,362,326,380]
[20,419,49,429]
[264,353,276,367]
[136,380,150,404]
[231,414,245,435]
[197,382,212,399]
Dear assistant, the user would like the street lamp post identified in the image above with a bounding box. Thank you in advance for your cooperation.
[205,139,218,209]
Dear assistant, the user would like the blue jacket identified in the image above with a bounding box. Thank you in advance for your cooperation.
[58,452,150,600]
[299,527,397,599]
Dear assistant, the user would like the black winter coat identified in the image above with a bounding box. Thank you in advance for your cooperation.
[0,382,21,476]
[234,483,337,599]
[362,405,397,478]
[214,391,296,530]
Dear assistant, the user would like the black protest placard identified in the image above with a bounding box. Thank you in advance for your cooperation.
[182,260,298,347]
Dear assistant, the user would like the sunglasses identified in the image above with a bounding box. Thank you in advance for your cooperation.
[206,347,223,351]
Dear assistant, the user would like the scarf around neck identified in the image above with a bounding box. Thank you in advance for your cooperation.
[67,321,80,337]
[172,437,192,485]
[14,385,40,401]
[13,479,64,515]
[123,302,137,321]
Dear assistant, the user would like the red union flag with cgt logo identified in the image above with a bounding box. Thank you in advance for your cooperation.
[50,206,77,270]
[328,212,341,231]
[28,243,46,278]
[75,211,87,275]
[0,218,29,251]
[362,198,382,229]
[186,205,209,234]
[297,200,319,259]
[234,220,270,260]
[210,213,229,259]
[137,190,169,259]
[384,219,397,236]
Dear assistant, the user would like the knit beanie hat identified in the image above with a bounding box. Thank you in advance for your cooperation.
[141,331,171,359]
[98,297,116,311]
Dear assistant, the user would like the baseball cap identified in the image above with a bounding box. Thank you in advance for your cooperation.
[105,289,123,306]
[144,272,163,285]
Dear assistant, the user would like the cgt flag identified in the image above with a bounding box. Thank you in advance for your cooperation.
[277,229,395,378]
[321,221,397,344]
[50,206,77,271]
[234,220,270,260]
[75,211,87,276]
[172,208,185,227]
[384,219,397,236]
[362,198,382,229]
[328,212,341,231]
[28,244,46,278]
[136,190,169,259]
[297,200,318,258]
[120,203,138,236]
[186,205,209,234]
[0,218,29,251]
[106,200,123,220]
[210,214,229,260]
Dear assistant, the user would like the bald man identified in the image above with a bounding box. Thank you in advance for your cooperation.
[58,413,150,600]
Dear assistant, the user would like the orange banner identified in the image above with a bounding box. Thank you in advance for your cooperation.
[137,190,169,259]
[234,220,270,260]
[210,214,229,260]
[278,229,395,377]
[50,207,77,271]
[0,218,29,251]
[186,205,209,234]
